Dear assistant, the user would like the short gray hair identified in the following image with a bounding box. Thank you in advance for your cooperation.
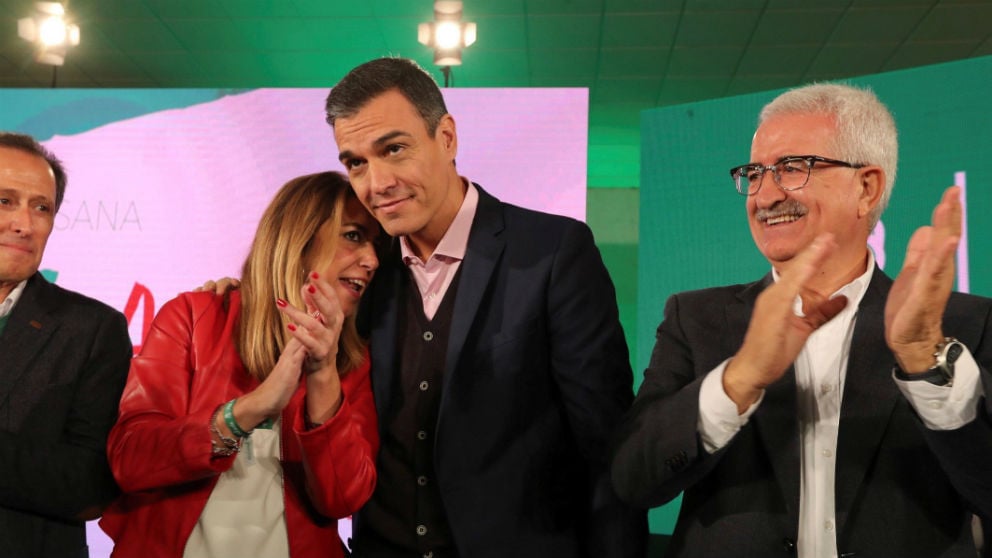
[759,83,897,229]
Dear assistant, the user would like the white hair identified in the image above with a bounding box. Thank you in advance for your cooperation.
[759,83,898,228]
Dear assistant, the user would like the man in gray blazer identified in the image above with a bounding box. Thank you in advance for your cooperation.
[0,132,131,557]
[611,84,991,557]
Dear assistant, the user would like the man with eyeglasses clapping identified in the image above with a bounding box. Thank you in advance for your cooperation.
[611,83,991,558]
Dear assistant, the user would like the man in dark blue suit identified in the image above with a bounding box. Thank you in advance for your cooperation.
[611,84,991,557]
[0,132,131,557]
[326,57,646,557]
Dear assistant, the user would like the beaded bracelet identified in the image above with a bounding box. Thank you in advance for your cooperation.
[209,404,240,457]
[222,398,251,438]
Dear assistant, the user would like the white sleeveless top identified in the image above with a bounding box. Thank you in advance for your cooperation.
[183,419,289,558]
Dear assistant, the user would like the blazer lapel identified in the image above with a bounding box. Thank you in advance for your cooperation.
[735,275,802,525]
[442,186,505,408]
[0,274,60,412]
[368,240,405,422]
[834,269,899,535]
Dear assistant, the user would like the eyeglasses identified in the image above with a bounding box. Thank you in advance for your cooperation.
[729,155,865,196]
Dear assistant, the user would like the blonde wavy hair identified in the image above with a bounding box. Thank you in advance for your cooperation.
[236,171,368,380]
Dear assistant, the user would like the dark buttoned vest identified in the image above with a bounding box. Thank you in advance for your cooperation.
[354,268,461,558]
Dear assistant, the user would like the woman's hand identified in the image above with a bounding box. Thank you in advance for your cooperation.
[213,337,307,441]
[281,272,346,425]
[284,271,345,377]
[213,272,347,444]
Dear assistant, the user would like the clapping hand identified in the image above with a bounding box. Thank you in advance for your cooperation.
[724,234,849,412]
[885,186,961,373]
[277,272,346,424]
[213,272,346,437]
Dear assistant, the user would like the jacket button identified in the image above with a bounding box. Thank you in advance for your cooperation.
[782,538,796,553]
[665,450,689,472]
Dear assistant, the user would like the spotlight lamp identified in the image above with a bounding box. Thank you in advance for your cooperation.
[418,1,476,67]
[18,2,80,66]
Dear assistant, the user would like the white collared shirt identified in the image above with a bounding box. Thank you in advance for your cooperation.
[790,257,872,558]
[0,279,28,318]
[697,251,985,558]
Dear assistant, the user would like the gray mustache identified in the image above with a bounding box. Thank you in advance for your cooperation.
[755,199,808,222]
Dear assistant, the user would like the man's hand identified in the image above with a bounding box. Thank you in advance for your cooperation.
[193,277,241,295]
[724,234,849,412]
[885,186,961,373]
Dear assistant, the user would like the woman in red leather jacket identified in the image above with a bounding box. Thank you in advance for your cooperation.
[100,172,381,558]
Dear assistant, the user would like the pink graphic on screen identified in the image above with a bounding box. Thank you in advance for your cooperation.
[40,87,588,557]
[955,171,969,293]
[41,88,587,348]
[868,220,885,271]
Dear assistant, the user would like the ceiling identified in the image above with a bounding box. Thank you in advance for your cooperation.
[1,0,990,187]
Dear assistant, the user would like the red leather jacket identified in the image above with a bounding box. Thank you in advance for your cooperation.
[100,291,378,557]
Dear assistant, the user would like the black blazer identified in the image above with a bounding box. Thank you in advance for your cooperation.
[611,269,992,558]
[0,273,131,558]
[356,185,647,557]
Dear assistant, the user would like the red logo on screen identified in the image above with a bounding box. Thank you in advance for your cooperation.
[123,282,155,354]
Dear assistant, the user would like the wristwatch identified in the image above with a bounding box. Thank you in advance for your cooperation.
[893,337,964,387]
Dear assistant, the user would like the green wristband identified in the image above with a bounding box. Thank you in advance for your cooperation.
[222,398,250,438]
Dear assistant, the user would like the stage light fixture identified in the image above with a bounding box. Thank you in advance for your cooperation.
[418,1,476,69]
[18,2,80,66]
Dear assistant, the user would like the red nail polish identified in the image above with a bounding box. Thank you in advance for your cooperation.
[311,272,319,280]
[308,285,316,294]
[276,298,287,307]
[287,323,296,331]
